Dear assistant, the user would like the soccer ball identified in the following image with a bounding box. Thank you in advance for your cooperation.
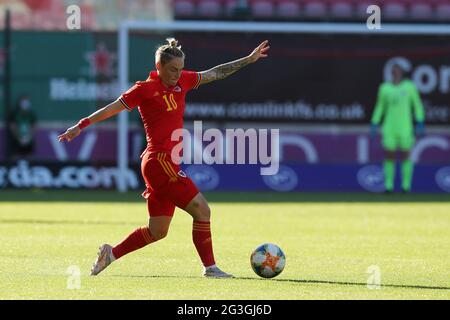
[250,243,286,278]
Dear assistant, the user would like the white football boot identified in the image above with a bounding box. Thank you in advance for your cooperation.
[90,244,115,276]
[203,265,234,278]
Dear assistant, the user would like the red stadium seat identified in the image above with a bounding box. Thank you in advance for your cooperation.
[30,11,56,30]
[11,11,32,30]
[198,0,223,18]
[167,0,450,22]
[27,0,66,30]
[224,0,240,16]
[435,2,450,21]
[409,2,434,21]
[329,1,353,19]
[174,0,196,17]
[250,0,275,18]
[383,1,408,21]
[23,0,53,11]
[277,0,301,19]
[80,3,95,30]
[302,0,327,19]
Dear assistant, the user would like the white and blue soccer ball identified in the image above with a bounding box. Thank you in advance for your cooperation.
[250,243,286,278]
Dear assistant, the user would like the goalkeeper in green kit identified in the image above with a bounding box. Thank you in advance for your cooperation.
[370,63,425,193]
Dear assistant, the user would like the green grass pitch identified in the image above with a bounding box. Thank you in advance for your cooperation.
[0,190,449,300]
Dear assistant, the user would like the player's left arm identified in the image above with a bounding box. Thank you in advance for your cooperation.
[410,82,425,123]
[198,40,270,85]
[409,82,425,136]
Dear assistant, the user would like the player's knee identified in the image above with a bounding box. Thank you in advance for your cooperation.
[200,204,211,220]
[187,196,211,221]
[149,225,169,240]
[400,151,410,161]
[384,150,396,160]
[151,229,168,240]
[192,203,210,221]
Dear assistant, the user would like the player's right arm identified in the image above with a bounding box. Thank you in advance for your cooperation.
[58,99,126,142]
[371,84,386,125]
[59,81,145,143]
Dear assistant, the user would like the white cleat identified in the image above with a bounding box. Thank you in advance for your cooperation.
[203,266,234,278]
[90,244,115,276]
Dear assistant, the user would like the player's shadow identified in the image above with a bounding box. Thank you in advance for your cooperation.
[0,218,137,226]
[238,276,450,290]
[205,192,450,203]
[111,274,450,291]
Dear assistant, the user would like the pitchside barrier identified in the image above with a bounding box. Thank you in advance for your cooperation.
[0,124,449,193]
[1,160,449,193]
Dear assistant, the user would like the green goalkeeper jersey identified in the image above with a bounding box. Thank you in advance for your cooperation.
[371,79,425,136]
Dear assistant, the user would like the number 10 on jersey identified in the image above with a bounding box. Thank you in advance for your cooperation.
[163,94,178,111]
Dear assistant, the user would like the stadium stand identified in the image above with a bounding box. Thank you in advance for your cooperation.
[383,1,408,21]
[174,0,196,18]
[409,2,434,21]
[435,0,450,21]
[1,0,450,31]
[198,0,223,18]
[173,0,450,23]
[277,0,301,19]
[0,0,166,30]
[329,1,353,20]
[302,0,327,19]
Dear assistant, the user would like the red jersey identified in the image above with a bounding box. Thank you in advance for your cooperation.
[119,70,201,156]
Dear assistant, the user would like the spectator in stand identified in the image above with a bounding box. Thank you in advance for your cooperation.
[8,95,37,161]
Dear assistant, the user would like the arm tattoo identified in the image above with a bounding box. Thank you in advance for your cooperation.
[200,56,252,85]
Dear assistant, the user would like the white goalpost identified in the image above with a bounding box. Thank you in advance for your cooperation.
[117,20,450,192]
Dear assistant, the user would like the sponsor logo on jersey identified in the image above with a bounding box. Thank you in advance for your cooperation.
[174,86,181,92]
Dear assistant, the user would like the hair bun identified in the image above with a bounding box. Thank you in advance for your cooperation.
[166,38,178,47]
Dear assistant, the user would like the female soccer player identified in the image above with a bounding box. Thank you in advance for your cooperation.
[370,63,425,193]
[58,38,270,278]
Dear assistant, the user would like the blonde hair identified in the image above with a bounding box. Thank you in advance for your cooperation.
[155,38,185,66]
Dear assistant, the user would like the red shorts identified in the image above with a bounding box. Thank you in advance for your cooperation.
[141,151,199,217]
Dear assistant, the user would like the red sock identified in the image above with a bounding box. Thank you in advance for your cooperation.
[112,226,155,260]
[192,221,215,267]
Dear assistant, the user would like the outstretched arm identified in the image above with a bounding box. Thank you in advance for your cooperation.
[58,99,125,142]
[199,40,270,85]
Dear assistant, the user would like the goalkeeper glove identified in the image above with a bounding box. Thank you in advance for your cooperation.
[415,122,425,137]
